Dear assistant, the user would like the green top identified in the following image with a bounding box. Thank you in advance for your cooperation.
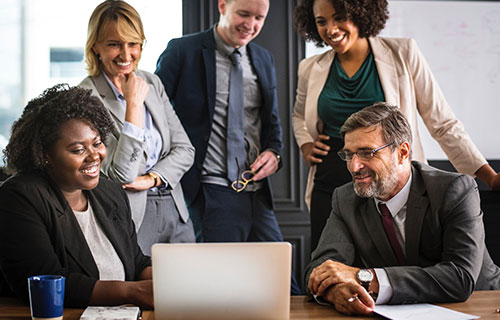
[318,51,385,138]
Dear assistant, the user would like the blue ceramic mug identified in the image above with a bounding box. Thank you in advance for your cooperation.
[28,275,65,320]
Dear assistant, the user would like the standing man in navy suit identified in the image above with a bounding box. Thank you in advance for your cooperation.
[156,0,301,293]
[155,0,289,258]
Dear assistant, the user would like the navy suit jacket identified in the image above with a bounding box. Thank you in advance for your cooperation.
[155,27,282,205]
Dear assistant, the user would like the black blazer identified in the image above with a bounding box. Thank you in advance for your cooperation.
[155,27,283,205]
[0,172,151,307]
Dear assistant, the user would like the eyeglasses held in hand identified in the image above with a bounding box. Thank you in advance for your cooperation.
[337,142,394,161]
[231,170,256,192]
[230,142,260,192]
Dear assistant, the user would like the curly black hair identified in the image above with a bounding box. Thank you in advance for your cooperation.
[294,0,389,47]
[3,84,113,174]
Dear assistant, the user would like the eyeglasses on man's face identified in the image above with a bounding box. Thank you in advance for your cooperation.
[337,142,394,161]
[231,170,255,192]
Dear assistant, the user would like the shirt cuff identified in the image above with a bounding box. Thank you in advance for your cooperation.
[123,121,145,141]
[374,268,393,304]
[312,294,331,306]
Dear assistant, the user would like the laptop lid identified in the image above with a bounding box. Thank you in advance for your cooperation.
[152,242,291,320]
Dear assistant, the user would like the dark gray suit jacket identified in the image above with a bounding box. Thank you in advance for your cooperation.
[0,172,151,307]
[306,161,500,304]
[80,70,195,228]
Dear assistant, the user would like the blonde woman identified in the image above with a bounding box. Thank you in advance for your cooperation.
[80,0,195,255]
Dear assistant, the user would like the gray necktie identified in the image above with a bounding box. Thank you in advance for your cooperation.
[227,50,245,182]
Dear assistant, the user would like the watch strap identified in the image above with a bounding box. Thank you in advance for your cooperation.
[360,281,370,291]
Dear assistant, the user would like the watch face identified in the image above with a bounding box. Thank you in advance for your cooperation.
[357,269,373,282]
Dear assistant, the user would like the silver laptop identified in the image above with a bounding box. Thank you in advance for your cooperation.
[152,242,291,320]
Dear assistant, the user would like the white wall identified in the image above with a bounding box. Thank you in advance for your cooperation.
[23,0,182,102]
[381,0,500,160]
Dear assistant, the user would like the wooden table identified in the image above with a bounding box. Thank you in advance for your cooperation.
[0,300,152,320]
[289,291,500,319]
[2,291,500,319]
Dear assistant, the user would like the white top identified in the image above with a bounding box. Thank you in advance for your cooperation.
[73,203,125,281]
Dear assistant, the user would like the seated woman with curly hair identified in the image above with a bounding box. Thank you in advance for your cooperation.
[0,84,153,308]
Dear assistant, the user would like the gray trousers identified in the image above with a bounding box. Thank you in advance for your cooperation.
[137,189,195,255]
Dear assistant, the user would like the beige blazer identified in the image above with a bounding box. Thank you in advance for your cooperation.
[292,37,486,208]
[80,70,195,229]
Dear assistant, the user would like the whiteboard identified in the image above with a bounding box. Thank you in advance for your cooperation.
[306,1,500,159]
[381,0,500,160]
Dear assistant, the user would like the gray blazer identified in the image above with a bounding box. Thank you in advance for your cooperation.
[79,70,195,229]
[306,161,500,304]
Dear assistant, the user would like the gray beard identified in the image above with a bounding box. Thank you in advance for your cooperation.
[353,165,399,199]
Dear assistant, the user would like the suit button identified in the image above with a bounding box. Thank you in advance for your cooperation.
[197,163,203,169]
[203,135,209,142]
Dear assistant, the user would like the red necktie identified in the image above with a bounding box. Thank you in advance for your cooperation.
[378,203,406,265]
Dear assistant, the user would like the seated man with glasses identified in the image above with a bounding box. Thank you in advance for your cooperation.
[305,102,500,315]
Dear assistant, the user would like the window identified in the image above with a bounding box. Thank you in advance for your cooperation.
[0,0,182,164]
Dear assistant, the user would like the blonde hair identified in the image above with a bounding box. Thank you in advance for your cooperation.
[85,0,146,76]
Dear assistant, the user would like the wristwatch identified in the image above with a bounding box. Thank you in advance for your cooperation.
[356,269,373,291]
[275,153,281,164]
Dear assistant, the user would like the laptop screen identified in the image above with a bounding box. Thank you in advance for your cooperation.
[152,242,291,319]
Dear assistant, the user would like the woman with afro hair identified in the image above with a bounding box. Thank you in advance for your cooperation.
[0,84,153,308]
[293,0,500,252]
